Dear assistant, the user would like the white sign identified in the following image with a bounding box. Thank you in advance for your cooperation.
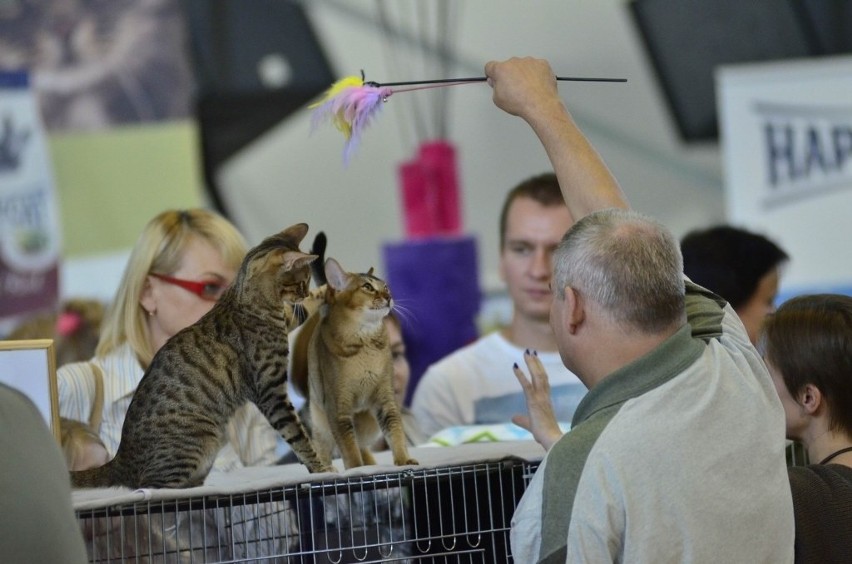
[717,55,852,300]
[0,339,59,442]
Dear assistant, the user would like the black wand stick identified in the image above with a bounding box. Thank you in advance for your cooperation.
[365,75,627,87]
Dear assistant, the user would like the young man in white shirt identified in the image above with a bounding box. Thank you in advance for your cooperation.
[411,173,585,438]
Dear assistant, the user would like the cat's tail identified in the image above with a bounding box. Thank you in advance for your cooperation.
[70,460,116,489]
[310,231,328,286]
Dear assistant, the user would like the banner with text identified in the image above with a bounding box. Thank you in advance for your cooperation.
[0,71,61,335]
[717,55,852,301]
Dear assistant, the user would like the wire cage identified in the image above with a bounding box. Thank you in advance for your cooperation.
[75,457,540,563]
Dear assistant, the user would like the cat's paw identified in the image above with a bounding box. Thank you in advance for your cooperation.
[317,463,338,474]
[395,457,419,466]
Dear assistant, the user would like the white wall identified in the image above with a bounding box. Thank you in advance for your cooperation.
[63,0,726,307]
[216,0,725,294]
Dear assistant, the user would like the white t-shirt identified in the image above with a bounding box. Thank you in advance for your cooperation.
[410,331,586,438]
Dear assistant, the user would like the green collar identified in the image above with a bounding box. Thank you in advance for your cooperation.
[571,324,704,427]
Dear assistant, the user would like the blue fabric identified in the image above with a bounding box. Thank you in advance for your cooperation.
[383,236,481,406]
[777,285,852,306]
[0,70,28,89]
[473,382,587,426]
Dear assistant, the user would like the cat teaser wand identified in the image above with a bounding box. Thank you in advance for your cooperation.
[309,72,627,164]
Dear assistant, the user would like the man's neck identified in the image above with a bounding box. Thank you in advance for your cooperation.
[502,316,558,352]
[581,322,681,389]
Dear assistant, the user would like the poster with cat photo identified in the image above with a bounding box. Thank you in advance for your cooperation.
[0,0,193,132]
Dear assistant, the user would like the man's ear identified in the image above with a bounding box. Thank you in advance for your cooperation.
[564,286,585,334]
[798,383,823,416]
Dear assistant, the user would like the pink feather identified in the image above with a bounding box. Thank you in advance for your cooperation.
[310,78,393,164]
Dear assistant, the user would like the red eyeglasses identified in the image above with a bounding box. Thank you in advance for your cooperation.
[148,273,228,302]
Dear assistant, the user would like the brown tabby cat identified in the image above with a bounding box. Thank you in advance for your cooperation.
[71,223,334,489]
[307,257,418,470]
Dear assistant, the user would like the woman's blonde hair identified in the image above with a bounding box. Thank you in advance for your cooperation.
[96,209,247,367]
[60,418,106,471]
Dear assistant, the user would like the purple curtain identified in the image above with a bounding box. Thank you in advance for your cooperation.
[383,236,480,406]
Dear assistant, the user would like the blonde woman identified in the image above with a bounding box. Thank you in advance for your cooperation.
[58,209,280,472]
[60,209,291,560]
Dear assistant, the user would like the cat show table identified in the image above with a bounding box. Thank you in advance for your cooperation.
[73,440,545,563]
[72,440,544,508]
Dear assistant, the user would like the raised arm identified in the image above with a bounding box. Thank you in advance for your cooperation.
[484,57,630,220]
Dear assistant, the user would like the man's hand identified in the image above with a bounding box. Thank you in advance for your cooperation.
[512,350,564,451]
[484,57,561,121]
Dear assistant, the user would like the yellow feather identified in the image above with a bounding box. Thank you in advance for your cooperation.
[309,76,365,139]
[309,76,364,107]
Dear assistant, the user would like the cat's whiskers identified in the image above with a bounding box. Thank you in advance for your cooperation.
[387,300,417,328]
[293,302,307,323]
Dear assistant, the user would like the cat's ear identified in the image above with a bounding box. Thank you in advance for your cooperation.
[324,257,351,291]
[282,251,317,270]
[281,223,309,244]
[367,267,375,276]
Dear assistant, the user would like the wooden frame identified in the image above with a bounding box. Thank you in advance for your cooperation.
[0,339,60,443]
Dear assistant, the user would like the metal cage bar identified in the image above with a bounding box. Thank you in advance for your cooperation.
[76,458,540,563]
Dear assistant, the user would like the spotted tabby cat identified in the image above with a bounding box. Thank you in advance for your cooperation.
[307,256,418,470]
[71,223,334,489]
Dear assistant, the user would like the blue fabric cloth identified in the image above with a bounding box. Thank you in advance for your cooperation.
[383,236,481,405]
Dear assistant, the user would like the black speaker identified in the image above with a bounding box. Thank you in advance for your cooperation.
[799,0,852,54]
[629,0,822,143]
[184,0,336,213]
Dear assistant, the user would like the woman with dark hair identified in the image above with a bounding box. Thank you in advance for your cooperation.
[762,294,852,563]
[681,225,788,345]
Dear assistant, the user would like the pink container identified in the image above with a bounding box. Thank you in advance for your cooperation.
[419,140,461,235]
[398,139,462,239]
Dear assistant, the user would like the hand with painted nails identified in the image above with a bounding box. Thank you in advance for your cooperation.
[512,350,564,451]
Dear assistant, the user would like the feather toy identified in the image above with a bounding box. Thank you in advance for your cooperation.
[310,72,626,164]
[309,75,392,164]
